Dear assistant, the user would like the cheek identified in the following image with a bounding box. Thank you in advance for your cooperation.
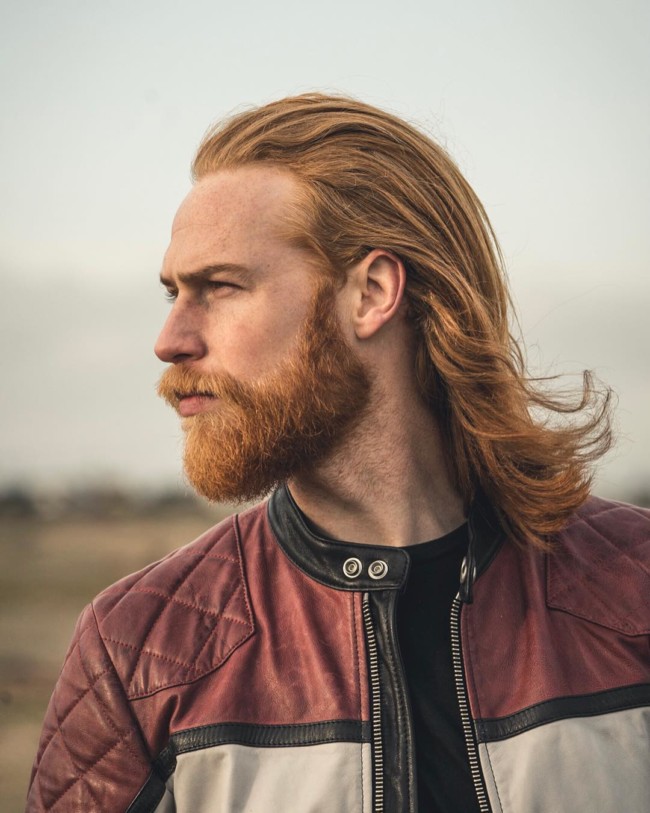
[212,311,306,379]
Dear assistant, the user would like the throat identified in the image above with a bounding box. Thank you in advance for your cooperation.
[288,419,465,548]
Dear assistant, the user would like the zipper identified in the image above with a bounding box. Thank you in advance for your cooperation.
[362,592,384,813]
[450,592,491,812]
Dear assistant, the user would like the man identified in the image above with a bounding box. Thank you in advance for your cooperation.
[28,95,649,812]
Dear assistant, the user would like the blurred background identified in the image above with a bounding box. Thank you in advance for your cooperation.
[1,0,648,807]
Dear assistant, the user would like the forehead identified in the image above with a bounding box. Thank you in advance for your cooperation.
[166,166,301,270]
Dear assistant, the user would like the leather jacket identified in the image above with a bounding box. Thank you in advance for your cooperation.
[27,487,650,812]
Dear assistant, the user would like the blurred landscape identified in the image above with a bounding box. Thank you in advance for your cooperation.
[0,486,232,811]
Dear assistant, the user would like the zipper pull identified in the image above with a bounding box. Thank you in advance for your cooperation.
[459,554,477,604]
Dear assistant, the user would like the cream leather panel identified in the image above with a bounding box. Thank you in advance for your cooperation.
[479,706,650,812]
[155,741,372,812]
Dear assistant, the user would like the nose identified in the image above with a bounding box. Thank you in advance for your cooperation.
[154,302,207,364]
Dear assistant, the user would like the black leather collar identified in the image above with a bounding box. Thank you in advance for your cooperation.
[268,485,410,591]
[461,490,505,603]
[267,484,505,596]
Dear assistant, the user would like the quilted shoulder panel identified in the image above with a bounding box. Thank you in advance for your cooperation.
[547,497,650,635]
[93,512,255,699]
[27,605,152,812]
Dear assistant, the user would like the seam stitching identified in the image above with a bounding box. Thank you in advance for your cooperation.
[124,550,210,690]
[37,665,113,765]
[104,586,252,626]
[77,641,144,768]
[49,731,130,810]
[188,579,243,674]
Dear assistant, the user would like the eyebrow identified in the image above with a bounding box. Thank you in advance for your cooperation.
[159,263,252,288]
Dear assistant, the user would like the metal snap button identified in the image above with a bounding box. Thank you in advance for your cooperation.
[459,557,468,584]
[343,557,362,579]
[368,559,389,580]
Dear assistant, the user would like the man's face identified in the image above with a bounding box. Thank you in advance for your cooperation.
[155,166,370,502]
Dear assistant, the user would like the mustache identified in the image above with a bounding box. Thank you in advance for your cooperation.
[157,366,242,409]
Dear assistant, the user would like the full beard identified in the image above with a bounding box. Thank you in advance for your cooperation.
[157,281,371,503]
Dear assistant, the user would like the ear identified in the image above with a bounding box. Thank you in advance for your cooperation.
[351,249,407,340]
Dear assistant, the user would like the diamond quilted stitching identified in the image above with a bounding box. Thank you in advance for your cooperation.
[548,499,650,634]
[37,613,111,765]
[46,730,131,810]
[96,517,254,698]
[186,578,243,674]
[126,575,250,698]
[29,606,150,811]
[102,576,244,676]
[106,586,251,626]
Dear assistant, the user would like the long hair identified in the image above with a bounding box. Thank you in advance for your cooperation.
[192,93,613,548]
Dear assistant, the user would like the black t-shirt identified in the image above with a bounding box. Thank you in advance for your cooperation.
[397,524,481,813]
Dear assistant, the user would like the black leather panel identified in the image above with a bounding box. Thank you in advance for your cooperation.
[476,682,650,742]
[170,719,371,753]
[460,492,504,603]
[125,770,167,813]
[268,485,410,591]
[368,590,418,812]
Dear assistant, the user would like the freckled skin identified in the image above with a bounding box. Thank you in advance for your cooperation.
[155,166,321,384]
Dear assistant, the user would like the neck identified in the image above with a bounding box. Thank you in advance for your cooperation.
[289,394,466,548]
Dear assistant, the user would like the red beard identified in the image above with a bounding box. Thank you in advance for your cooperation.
[157,281,371,503]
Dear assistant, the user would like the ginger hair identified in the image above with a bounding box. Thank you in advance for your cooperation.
[192,93,613,548]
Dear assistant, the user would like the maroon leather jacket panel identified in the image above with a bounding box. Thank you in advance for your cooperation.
[462,498,650,721]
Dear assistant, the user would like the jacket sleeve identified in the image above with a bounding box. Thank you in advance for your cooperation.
[26,604,155,812]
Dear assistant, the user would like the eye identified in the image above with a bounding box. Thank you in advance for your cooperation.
[207,280,240,293]
[163,286,178,302]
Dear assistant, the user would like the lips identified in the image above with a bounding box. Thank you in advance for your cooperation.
[176,391,218,417]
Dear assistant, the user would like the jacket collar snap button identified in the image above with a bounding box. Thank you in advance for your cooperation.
[368,559,389,580]
[343,557,363,579]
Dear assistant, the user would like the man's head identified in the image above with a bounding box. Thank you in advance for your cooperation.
[185,96,518,494]
[157,93,611,545]
[156,166,375,502]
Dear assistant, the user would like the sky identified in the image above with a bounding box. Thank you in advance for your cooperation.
[1,0,648,500]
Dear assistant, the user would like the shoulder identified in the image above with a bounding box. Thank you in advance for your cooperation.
[547,496,650,635]
[90,504,265,698]
[561,495,650,550]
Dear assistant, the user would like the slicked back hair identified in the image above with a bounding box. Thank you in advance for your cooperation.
[192,93,612,548]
